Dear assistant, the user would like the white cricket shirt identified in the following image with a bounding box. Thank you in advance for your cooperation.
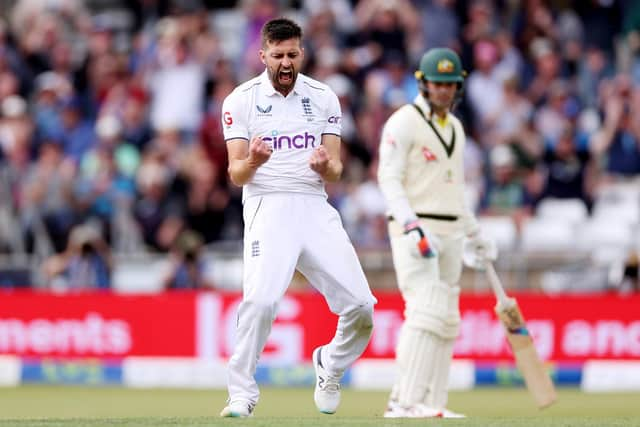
[378,94,477,236]
[222,70,342,200]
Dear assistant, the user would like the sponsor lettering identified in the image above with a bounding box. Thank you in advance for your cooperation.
[262,132,316,150]
[2,293,640,362]
[370,309,555,360]
[562,320,640,357]
[223,111,233,125]
[0,312,132,355]
[328,116,341,124]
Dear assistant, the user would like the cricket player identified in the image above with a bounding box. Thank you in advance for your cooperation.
[377,47,497,418]
[219,18,376,418]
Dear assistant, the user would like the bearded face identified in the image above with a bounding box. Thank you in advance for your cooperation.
[260,38,304,96]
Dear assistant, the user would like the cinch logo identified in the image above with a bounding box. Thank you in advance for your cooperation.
[263,132,316,150]
[328,116,341,124]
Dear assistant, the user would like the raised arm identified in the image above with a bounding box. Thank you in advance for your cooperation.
[310,134,343,182]
[590,95,624,155]
[227,136,272,186]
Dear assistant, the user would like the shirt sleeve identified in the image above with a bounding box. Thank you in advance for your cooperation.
[455,121,480,236]
[221,91,249,141]
[377,108,417,226]
[322,90,342,136]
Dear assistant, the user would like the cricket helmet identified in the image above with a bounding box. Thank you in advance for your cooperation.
[415,48,465,83]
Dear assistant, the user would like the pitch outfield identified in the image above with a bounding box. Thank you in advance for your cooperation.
[0,387,638,426]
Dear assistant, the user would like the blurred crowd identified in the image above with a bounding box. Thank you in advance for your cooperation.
[1,0,640,289]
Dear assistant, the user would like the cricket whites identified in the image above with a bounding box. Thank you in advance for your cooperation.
[485,262,557,408]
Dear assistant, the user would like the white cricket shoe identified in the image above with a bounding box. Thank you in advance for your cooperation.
[441,408,466,418]
[220,400,255,418]
[383,400,467,418]
[383,401,442,418]
[312,346,341,414]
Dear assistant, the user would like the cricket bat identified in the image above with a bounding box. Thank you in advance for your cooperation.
[485,262,557,408]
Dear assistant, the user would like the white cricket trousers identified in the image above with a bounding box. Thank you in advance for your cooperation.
[227,193,376,405]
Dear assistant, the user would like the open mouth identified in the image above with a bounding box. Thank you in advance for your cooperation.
[279,69,293,84]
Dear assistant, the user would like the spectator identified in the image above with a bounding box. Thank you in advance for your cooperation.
[160,229,213,290]
[147,23,204,139]
[578,45,613,109]
[590,75,640,180]
[418,0,460,52]
[42,223,112,291]
[0,0,638,285]
[174,148,229,244]
[480,144,535,228]
[58,95,96,162]
[539,123,594,206]
[21,139,77,252]
[120,87,153,150]
[525,38,563,107]
[339,158,388,249]
[132,154,183,251]
[74,115,139,237]
[485,73,534,146]
[534,79,579,144]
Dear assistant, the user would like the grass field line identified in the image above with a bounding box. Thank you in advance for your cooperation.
[0,387,639,426]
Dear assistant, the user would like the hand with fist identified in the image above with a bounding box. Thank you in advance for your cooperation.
[309,144,342,182]
[309,145,330,175]
[248,136,273,169]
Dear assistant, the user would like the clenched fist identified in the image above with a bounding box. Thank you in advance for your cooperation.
[248,136,272,169]
[309,145,330,175]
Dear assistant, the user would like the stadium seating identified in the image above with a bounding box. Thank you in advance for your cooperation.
[478,216,518,253]
[535,197,589,226]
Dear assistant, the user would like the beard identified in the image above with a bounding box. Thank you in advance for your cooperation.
[268,65,297,94]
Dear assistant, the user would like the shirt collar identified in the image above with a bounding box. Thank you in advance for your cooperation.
[414,93,449,125]
[414,94,432,117]
[260,70,277,96]
[260,69,305,97]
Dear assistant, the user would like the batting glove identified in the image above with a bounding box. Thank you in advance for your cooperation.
[404,220,438,258]
[462,231,498,269]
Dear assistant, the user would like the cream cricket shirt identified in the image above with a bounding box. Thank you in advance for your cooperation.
[222,70,342,201]
[378,94,477,237]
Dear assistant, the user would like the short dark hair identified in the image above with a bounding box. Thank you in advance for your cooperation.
[261,18,302,47]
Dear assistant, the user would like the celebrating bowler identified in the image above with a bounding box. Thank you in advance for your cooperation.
[219,18,376,418]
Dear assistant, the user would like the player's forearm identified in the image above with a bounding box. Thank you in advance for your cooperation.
[378,175,416,225]
[228,158,258,186]
[318,159,343,182]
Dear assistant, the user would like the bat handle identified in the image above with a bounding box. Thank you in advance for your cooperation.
[485,261,510,306]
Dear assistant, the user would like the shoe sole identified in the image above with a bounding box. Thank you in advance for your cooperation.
[220,411,252,418]
[220,405,253,418]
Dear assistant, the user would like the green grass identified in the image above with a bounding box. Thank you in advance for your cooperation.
[0,387,639,426]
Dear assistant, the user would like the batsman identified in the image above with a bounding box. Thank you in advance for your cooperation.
[377,47,497,418]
